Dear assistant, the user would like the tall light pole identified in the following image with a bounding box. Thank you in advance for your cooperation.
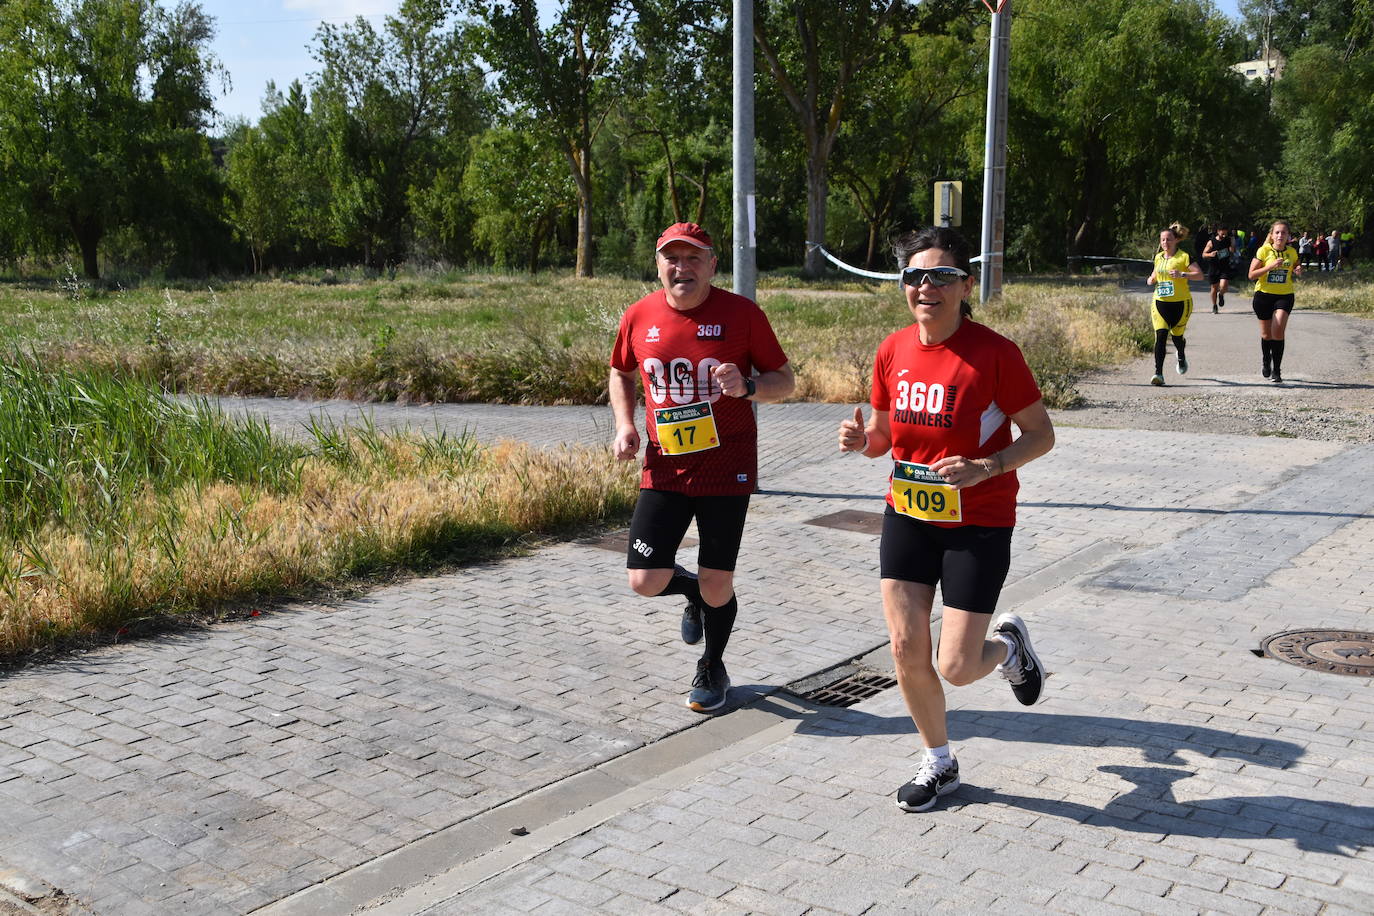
[733,0,756,302]
[980,1,1011,303]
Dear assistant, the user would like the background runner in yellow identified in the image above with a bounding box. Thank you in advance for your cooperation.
[1247,219,1303,383]
[1146,226,1202,386]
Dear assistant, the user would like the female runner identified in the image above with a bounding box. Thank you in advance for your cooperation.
[1146,226,1203,386]
[836,226,1055,812]
[1248,220,1302,384]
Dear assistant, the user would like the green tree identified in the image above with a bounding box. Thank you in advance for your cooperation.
[1007,0,1263,264]
[311,0,488,269]
[461,123,575,270]
[750,0,978,276]
[468,0,642,277]
[224,81,334,271]
[1268,2,1374,233]
[0,0,222,278]
[831,32,982,267]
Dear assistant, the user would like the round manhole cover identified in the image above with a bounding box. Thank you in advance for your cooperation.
[1260,629,1374,677]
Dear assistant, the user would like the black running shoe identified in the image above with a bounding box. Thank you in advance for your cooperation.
[686,658,729,712]
[1272,373,1283,384]
[680,602,703,645]
[1218,293,1225,308]
[896,756,960,812]
[993,613,1046,706]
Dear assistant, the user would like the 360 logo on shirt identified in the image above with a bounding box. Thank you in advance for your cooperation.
[892,380,955,428]
[893,380,946,413]
[644,356,724,405]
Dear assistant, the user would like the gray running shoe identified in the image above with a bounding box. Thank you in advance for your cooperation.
[1177,354,1188,375]
[680,602,703,645]
[994,613,1046,706]
[896,756,960,812]
[687,658,729,712]
[1150,374,1165,387]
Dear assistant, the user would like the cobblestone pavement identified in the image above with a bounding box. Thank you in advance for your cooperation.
[2,400,1372,915]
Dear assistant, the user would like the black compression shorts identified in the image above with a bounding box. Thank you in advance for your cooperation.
[1252,290,1295,320]
[626,489,751,572]
[879,506,1013,614]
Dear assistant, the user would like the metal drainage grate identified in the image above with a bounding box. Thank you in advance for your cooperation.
[801,671,898,707]
[1260,629,1374,678]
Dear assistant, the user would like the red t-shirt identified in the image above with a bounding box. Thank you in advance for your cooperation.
[871,319,1042,527]
[611,286,789,495]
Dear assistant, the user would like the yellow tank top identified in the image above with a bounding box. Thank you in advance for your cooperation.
[1152,250,1192,302]
[1254,243,1298,295]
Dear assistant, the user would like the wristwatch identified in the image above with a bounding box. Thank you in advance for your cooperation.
[743,377,756,398]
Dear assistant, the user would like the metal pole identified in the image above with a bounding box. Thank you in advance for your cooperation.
[980,1,1011,303]
[733,0,756,303]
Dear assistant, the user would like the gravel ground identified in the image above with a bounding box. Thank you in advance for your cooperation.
[1051,289,1374,442]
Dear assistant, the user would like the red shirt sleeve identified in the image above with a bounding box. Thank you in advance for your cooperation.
[994,336,1042,418]
[610,304,637,373]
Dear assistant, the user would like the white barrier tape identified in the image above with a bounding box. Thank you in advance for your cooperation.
[806,241,983,283]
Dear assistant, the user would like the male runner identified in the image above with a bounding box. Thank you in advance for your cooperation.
[609,222,795,712]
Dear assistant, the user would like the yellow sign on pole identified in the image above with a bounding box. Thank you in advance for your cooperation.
[934,181,962,227]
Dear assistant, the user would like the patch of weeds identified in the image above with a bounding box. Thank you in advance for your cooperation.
[1258,429,1297,437]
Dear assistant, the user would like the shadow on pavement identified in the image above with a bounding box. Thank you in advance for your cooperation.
[947,764,1372,855]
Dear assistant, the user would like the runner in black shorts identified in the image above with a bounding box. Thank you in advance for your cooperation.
[837,226,1055,813]
[610,222,795,712]
[1247,219,1302,384]
[1201,225,1236,313]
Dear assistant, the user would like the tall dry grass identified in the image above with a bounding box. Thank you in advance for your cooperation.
[0,361,636,659]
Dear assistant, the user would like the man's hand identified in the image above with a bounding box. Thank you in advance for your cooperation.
[613,425,640,461]
[711,362,751,398]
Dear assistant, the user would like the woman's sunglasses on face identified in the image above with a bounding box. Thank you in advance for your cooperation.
[901,266,969,288]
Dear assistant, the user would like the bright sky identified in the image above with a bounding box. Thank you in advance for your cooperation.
[201,0,1247,128]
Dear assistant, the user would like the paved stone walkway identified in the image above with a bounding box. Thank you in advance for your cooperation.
[2,400,1372,915]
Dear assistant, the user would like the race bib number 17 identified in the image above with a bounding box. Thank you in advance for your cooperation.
[655,401,720,455]
[891,460,961,522]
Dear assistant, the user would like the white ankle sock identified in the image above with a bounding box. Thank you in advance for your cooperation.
[996,632,1018,670]
[925,743,953,763]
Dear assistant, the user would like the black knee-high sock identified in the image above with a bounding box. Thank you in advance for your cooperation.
[701,594,738,665]
[657,565,701,606]
[1271,339,1285,375]
[1174,335,1186,360]
[1261,338,1271,364]
[1154,329,1169,374]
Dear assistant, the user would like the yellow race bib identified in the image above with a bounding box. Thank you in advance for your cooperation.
[891,460,962,522]
[654,401,720,456]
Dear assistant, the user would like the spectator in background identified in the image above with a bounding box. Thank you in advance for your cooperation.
[1327,229,1342,272]
[1298,231,1314,271]
[1314,231,1329,270]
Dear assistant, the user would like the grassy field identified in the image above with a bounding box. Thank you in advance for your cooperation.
[0,268,1196,409]
[0,357,637,661]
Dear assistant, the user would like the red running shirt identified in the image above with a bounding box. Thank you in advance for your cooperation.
[611,286,789,495]
[871,320,1042,527]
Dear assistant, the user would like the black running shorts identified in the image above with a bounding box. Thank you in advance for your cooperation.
[1252,291,1295,321]
[626,489,751,572]
[879,506,1013,614]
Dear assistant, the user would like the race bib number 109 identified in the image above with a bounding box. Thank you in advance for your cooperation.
[891,460,961,522]
[654,401,720,455]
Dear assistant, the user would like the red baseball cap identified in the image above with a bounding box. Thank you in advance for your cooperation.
[655,222,714,251]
